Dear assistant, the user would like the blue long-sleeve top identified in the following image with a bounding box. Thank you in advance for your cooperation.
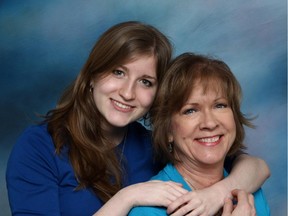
[6,122,161,216]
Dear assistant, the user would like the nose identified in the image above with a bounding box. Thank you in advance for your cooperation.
[199,110,218,130]
[119,81,136,101]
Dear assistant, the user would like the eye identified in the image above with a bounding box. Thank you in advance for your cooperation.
[183,108,197,115]
[215,103,228,109]
[112,69,124,77]
[140,79,153,87]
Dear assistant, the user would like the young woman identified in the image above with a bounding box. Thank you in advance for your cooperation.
[128,52,270,215]
[6,22,270,216]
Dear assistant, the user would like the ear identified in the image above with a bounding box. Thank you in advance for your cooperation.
[168,133,174,143]
[89,81,95,93]
[90,81,94,88]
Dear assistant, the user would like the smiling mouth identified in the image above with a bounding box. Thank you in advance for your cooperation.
[196,135,222,146]
[112,99,134,111]
[198,136,220,142]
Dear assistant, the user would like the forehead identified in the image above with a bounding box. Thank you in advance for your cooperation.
[127,53,155,62]
[191,78,227,97]
[122,55,157,73]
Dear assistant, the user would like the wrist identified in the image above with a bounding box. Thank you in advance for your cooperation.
[117,186,137,209]
[212,178,234,204]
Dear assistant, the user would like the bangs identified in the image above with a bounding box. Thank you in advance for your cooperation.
[192,63,232,104]
[197,76,229,99]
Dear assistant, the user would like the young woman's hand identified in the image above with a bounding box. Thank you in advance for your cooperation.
[93,180,188,216]
[125,180,188,207]
[166,184,226,216]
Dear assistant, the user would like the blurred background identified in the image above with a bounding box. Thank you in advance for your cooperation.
[0,0,286,215]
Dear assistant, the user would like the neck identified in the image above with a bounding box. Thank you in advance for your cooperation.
[103,125,128,146]
[175,161,224,190]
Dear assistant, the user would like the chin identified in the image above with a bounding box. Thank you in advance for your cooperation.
[201,155,225,165]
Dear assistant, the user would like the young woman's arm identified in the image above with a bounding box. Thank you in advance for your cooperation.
[221,154,270,192]
[166,154,270,216]
[93,181,188,216]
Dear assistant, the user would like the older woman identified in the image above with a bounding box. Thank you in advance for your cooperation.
[128,53,270,216]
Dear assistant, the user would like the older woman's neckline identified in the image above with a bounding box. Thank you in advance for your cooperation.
[176,162,224,190]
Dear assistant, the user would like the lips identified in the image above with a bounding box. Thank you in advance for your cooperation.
[111,99,134,112]
[196,135,222,146]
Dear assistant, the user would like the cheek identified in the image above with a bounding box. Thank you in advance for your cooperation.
[138,89,157,107]
[226,114,237,143]
[228,114,237,134]
[98,80,118,93]
[170,121,189,143]
[95,75,120,91]
[231,122,237,141]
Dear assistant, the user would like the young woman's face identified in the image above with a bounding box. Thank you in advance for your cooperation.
[91,55,157,131]
[169,82,236,166]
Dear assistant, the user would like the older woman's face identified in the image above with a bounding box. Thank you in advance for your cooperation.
[169,82,236,166]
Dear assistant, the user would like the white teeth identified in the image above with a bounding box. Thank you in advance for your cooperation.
[114,100,131,109]
[199,136,220,143]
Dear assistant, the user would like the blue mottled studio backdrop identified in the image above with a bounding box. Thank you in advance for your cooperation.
[0,0,286,215]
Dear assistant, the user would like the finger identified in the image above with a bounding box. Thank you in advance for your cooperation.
[222,198,233,216]
[168,197,202,216]
[163,182,188,201]
[185,204,205,216]
[231,189,249,204]
[148,181,188,197]
[156,182,189,205]
[248,193,255,207]
[167,180,185,187]
[135,181,188,207]
[248,194,257,216]
[151,180,184,187]
[166,181,189,194]
[167,193,193,214]
[231,189,256,216]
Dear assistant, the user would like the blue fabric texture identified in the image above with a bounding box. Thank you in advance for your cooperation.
[6,122,159,216]
[128,163,270,216]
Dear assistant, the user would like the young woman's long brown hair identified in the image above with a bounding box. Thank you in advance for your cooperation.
[44,21,172,202]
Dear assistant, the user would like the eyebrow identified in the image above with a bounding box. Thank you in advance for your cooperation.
[184,96,227,105]
[115,64,127,70]
[116,63,157,81]
[141,74,157,81]
[214,96,227,101]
